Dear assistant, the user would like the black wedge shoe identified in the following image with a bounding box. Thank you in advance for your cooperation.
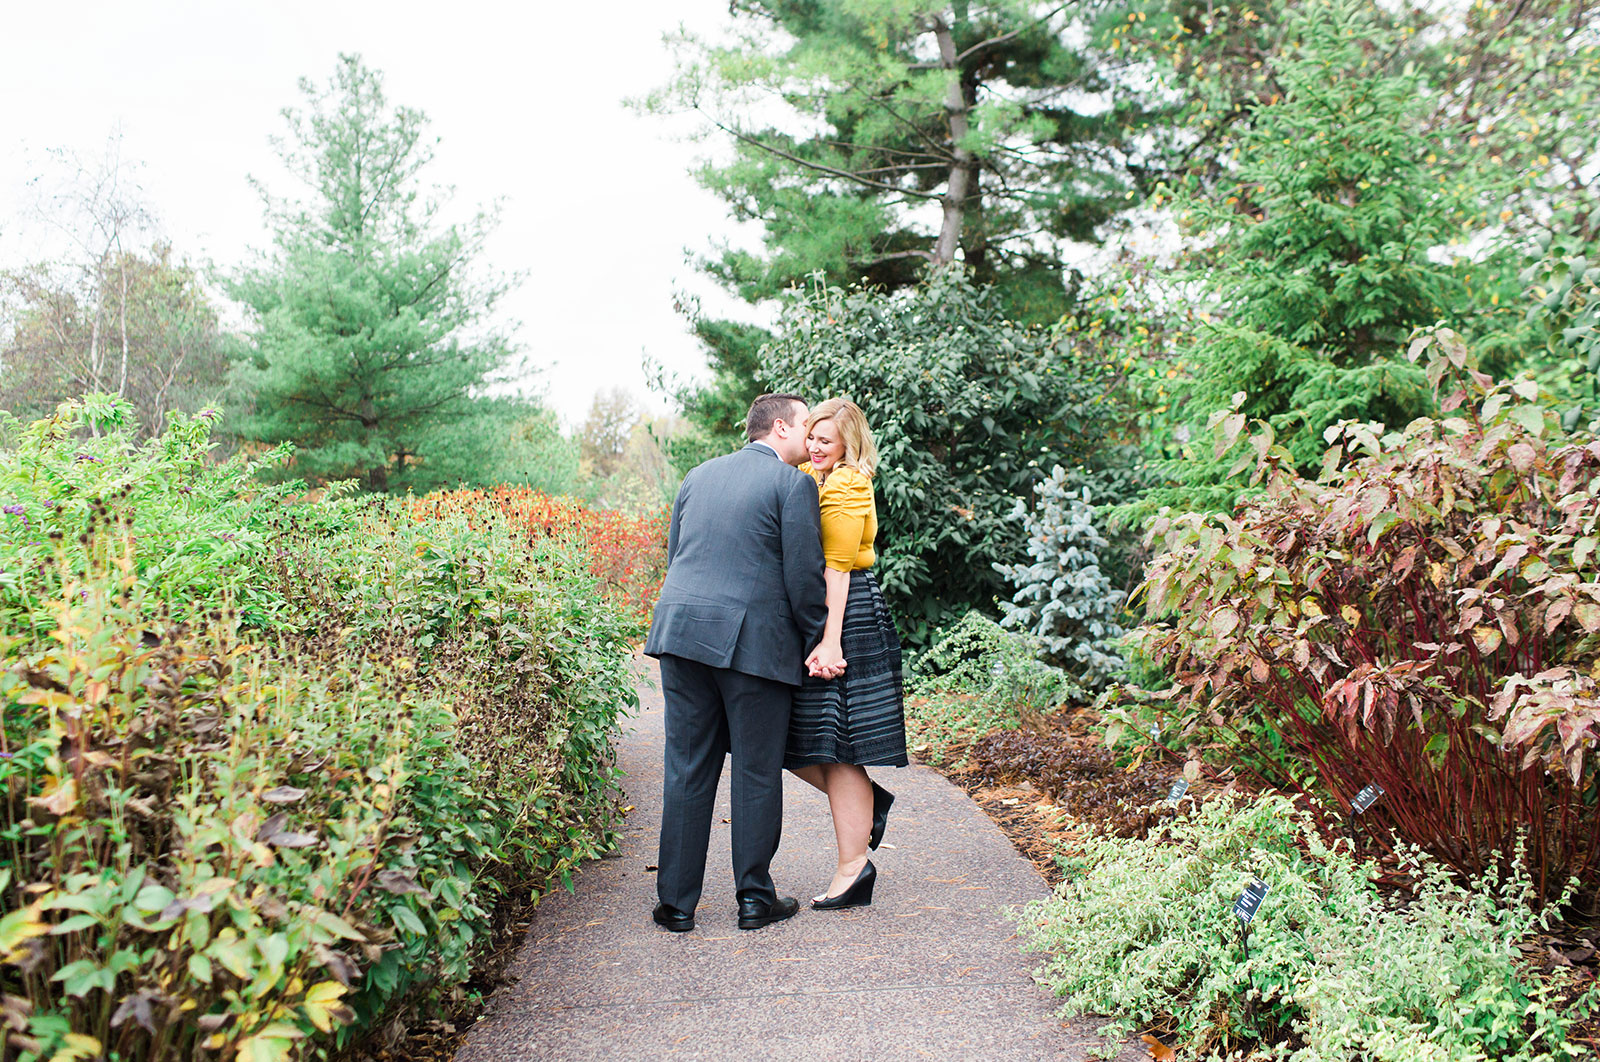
[812,860,876,910]
[869,782,895,850]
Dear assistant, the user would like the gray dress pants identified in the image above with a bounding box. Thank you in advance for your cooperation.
[656,654,794,911]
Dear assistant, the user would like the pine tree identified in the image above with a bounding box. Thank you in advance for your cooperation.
[228,55,511,491]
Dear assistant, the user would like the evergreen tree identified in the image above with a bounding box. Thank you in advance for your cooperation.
[1135,0,1501,514]
[647,1,1166,450]
[1113,0,1600,239]
[398,397,580,495]
[651,1,1154,312]
[228,55,510,491]
[994,466,1125,690]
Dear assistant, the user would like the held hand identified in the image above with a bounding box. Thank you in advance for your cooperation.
[807,642,847,680]
[808,657,846,679]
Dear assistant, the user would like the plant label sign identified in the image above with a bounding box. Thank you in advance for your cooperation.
[1165,779,1189,805]
[1150,721,1161,743]
[1352,783,1385,815]
[1233,879,1270,925]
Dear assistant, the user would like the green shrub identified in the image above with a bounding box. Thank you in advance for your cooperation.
[0,400,293,634]
[0,399,636,1059]
[1022,793,1598,1061]
[905,612,1069,763]
[759,268,1132,646]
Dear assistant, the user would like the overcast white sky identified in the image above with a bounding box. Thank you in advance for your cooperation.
[0,0,759,426]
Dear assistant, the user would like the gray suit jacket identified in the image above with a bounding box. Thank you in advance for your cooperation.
[644,443,828,686]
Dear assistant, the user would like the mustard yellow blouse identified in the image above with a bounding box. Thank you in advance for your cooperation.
[800,462,877,572]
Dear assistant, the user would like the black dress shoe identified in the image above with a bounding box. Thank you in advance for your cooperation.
[812,860,876,910]
[653,902,695,932]
[869,782,895,850]
[737,894,800,930]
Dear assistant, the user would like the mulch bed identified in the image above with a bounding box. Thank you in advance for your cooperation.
[918,706,1220,885]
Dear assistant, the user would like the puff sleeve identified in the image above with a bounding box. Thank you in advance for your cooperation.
[818,466,874,572]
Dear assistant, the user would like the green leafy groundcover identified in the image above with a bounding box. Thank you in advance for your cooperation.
[0,399,638,1061]
[1022,793,1600,1061]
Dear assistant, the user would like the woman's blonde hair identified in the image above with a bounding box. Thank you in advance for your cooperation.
[806,397,879,479]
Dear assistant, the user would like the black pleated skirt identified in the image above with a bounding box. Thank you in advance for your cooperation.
[784,569,908,768]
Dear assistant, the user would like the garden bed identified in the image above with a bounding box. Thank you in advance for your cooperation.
[912,704,1600,1059]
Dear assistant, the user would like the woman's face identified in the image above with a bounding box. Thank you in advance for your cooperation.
[807,419,846,471]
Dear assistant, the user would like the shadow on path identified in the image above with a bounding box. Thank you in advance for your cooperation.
[456,657,1139,1061]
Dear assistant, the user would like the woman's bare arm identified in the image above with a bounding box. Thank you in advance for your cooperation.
[808,567,851,676]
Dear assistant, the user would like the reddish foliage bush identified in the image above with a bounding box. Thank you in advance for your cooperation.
[409,487,668,623]
[1119,329,1600,904]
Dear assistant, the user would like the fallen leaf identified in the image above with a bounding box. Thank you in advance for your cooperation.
[1142,1033,1177,1061]
[261,786,307,804]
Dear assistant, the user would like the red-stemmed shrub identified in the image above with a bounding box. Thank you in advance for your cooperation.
[1116,329,1600,905]
[409,488,668,624]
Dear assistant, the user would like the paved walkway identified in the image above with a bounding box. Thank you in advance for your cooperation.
[456,659,1137,1061]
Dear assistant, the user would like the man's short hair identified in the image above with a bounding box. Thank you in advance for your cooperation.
[746,393,806,440]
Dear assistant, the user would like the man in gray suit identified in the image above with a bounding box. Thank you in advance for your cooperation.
[644,393,832,931]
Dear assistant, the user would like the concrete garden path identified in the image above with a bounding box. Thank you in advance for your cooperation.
[455,658,1139,1061]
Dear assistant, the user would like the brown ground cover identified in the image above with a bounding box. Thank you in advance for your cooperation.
[917,705,1223,883]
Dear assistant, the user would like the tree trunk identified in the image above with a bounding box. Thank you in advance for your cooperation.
[87,260,105,392]
[360,395,387,492]
[931,15,973,268]
[116,253,130,398]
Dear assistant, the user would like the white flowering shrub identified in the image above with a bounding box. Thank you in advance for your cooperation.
[1020,794,1598,1061]
[994,466,1125,690]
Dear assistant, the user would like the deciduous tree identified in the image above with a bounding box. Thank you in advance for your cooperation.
[1,245,233,437]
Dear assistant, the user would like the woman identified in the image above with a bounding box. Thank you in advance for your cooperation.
[785,397,908,909]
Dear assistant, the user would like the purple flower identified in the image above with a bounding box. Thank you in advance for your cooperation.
[2,505,22,516]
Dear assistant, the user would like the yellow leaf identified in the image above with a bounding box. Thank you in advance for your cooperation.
[1472,626,1503,654]
[306,981,345,1005]
[302,980,351,1033]
[0,902,50,962]
[1339,605,1361,626]
[233,1032,298,1062]
[26,777,76,818]
[47,1033,102,1062]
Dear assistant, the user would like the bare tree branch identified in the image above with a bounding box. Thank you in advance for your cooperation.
[699,110,944,200]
